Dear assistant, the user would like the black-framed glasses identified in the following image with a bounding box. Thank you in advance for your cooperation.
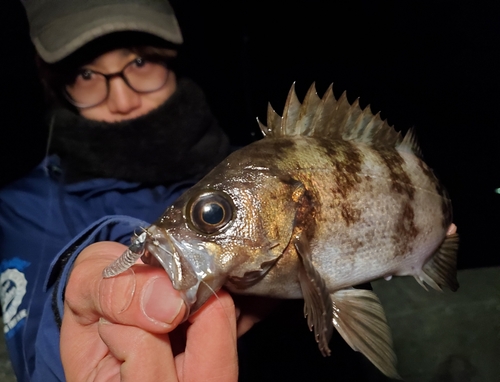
[64,57,170,108]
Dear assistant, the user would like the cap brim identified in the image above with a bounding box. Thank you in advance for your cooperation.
[33,4,183,63]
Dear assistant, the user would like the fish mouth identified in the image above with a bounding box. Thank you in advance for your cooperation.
[141,225,222,317]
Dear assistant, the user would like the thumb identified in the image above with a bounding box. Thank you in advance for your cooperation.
[65,241,187,333]
[99,266,187,331]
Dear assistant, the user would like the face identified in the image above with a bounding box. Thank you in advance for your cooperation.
[75,49,176,122]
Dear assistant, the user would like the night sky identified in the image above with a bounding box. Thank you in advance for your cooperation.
[1,0,499,269]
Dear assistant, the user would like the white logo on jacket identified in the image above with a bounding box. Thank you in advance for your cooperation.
[1,268,28,334]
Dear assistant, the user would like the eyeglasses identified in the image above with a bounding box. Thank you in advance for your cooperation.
[64,57,170,108]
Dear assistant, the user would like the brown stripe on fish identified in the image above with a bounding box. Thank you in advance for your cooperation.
[240,138,298,166]
[292,182,318,242]
[392,201,420,257]
[416,159,453,229]
[416,159,446,198]
[271,138,297,155]
[318,139,363,226]
[377,150,416,200]
[258,138,299,164]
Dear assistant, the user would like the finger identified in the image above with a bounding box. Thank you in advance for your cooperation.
[64,241,187,333]
[176,289,238,382]
[60,311,109,381]
[235,315,260,338]
[232,294,282,337]
[98,319,178,382]
[99,266,187,331]
[447,223,457,235]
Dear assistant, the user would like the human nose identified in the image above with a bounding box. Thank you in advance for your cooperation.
[106,77,141,115]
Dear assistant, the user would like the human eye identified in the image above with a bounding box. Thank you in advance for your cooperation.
[75,68,95,81]
[132,57,147,68]
[66,68,101,92]
[126,57,160,78]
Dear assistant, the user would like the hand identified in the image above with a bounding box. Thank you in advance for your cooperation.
[60,241,238,382]
[232,294,282,338]
[447,223,457,235]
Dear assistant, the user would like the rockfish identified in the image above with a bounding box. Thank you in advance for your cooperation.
[104,83,459,378]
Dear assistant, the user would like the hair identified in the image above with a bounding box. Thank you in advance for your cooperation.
[36,31,180,109]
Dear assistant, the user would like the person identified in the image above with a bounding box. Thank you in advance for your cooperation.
[1,1,400,382]
[0,0,246,380]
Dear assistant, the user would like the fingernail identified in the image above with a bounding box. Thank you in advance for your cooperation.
[100,268,136,313]
[141,276,184,325]
[99,317,111,325]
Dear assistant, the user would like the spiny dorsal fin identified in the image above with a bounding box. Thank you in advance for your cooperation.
[282,82,301,134]
[309,84,338,138]
[259,82,421,154]
[295,83,322,136]
[397,127,423,158]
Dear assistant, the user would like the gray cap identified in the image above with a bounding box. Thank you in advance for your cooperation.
[23,0,183,63]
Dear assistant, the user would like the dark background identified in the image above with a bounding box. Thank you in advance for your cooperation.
[1,0,499,270]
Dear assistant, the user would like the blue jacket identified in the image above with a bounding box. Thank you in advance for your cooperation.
[0,155,194,381]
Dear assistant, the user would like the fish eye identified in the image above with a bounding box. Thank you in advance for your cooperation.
[188,191,234,234]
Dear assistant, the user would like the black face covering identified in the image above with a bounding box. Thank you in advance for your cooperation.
[49,78,230,184]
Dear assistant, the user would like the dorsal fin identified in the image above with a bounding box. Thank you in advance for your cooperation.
[397,127,423,158]
[259,82,421,154]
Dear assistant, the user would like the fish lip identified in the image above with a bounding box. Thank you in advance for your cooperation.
[142,225,221,317]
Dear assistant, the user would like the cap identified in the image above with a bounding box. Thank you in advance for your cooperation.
[23,0,183,63]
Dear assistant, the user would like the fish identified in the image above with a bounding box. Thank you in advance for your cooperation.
[103,82,459,379]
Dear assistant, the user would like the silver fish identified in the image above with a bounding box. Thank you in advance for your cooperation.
[104,83,459,379]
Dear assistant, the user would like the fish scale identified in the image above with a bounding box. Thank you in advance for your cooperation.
[245,135,447,292]
[103,82,459,379]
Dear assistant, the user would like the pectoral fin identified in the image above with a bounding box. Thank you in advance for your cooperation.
[294,233,334,356]
[330,288,401,379]
[415,232,459,291]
